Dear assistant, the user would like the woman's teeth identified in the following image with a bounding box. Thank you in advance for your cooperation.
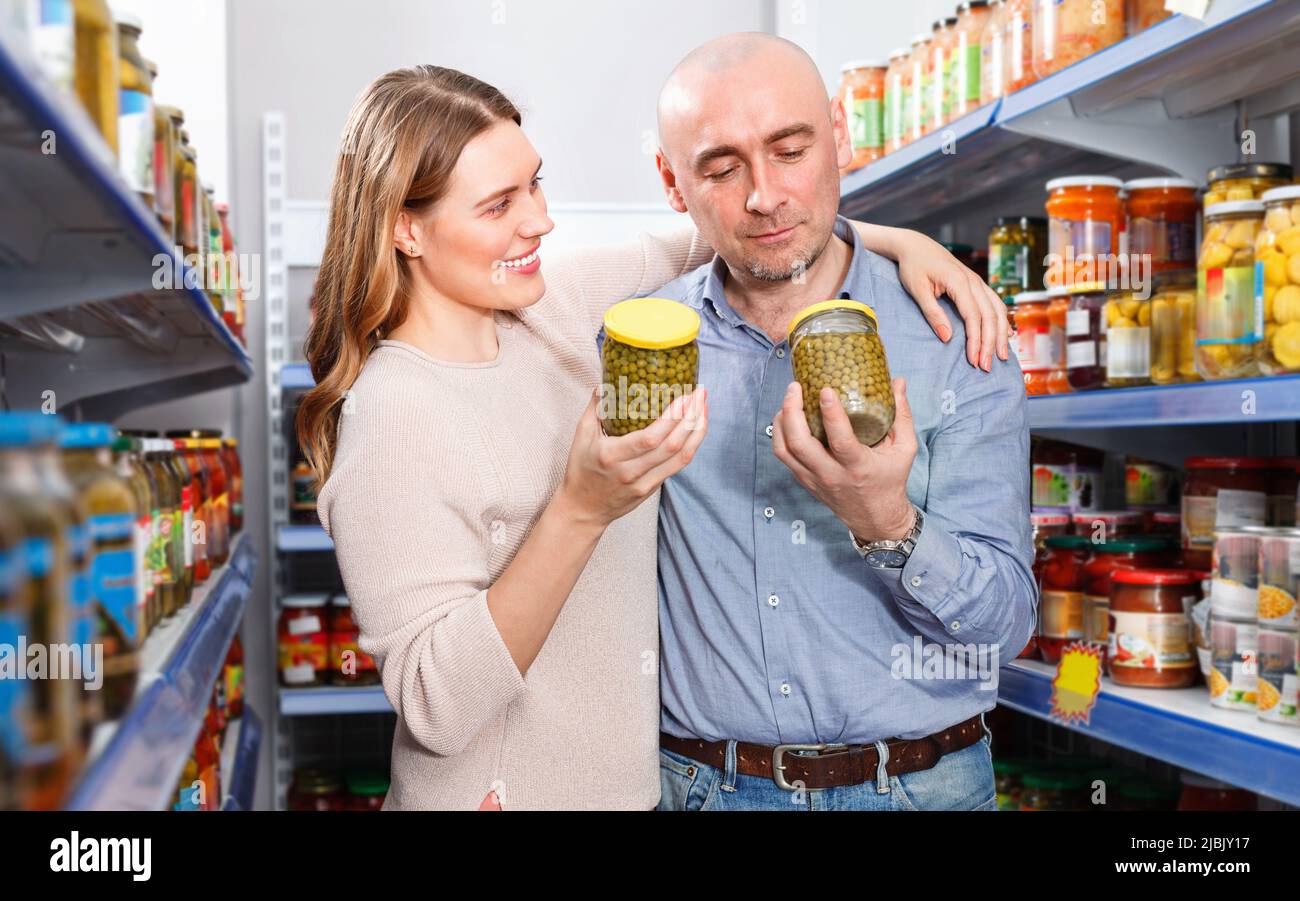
[497,250,538,269]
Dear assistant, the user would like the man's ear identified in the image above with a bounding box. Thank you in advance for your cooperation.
[829,97,854,172]
[656,150,688,214]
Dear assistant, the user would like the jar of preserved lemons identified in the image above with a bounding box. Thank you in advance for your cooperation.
[1257,186,1300,375]
[1104,289,1152,388]
[789,301,896,447]
[72,0,118,154]
[1203,163,1292,208]
[1149,270,1199,385]
[113,9,154,208]
[1197,201,1264,380]
[599,298,701,436]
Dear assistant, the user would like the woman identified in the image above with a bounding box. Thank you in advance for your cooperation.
[301,66,1008,811]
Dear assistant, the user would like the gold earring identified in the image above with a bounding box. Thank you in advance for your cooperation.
[409,245,417,255]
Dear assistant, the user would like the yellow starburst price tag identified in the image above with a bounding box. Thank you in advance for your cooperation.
[1050,643,1104,726]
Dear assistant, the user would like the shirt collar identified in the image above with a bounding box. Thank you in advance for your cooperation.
[696,216,868,331]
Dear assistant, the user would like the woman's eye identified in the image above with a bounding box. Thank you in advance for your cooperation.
[530,175,544,190]
[487,198,511,217]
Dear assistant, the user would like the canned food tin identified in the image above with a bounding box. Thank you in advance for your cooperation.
[1209,614,1258,712]
[1257,628,1298,726]
[1210,528,1261,619]
[1258,529,1300,630]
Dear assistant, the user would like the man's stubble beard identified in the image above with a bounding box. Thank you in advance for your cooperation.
[741,226,832,283]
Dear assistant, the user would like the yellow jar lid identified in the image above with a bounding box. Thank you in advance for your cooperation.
[787,300,878,338]
[604,298,701,350]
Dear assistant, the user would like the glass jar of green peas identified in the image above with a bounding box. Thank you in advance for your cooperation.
[788,300,895,447]
[599,297,701,436]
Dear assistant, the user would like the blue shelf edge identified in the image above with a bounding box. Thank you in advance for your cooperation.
[998,661,1300,806]
[222,705,262,811]
[1027,374,1300,430]
[280,686,391,716]
[277,524,332,553]
[65,535,258,811]
[0,29,252,377]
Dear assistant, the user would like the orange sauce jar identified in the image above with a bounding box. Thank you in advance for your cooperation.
[1124,178,1199,273]
[839,61,888,173]
[1046,289,1073,394]
[1046,177,1124,288]
[1011,290,1054,396]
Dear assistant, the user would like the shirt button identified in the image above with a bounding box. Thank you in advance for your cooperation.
[764,506,776,520]
[765,424,774,438]
[768,594,780,608]
[910,576,923,588]
[780,683,792,696]
[776,348,787,359]
[951,621,962,631]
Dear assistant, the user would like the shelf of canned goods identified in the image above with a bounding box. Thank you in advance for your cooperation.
[0,23,251,421]
[65,534,258,811]
[839,0,1300,229]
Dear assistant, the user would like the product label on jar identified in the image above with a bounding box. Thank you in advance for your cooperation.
[150,507,174,586]
[960,44,981,102]
[118,89,156,196]
[1032,464,1101,512]
[0,609,32,758]
[1083,594,1109,645]
[1040,590,1084,639]
[1065,308,1091,337]
[90,513,140,645]
[1258,673,1299,723]
[288,614,323,636]
[279,637,327,686]
[1015,322,1054,372]
[22,538,52,580]
[1052,219,1113,264]
[1196,268,1261,344]
[1211,579,1258,620]
[848,97,883,151]
[1182,491,1267,550]
[1210,620,1257,709]
[1107,326,1151,379]
[1129,217,1195,267]
[1067,340,1097,369]
[66,523,92,648]
[989,244,1028,290]
[1257,630,1298,722]
[1125,463,1175,507]
[1109,611,1193,669]
[0,548,14,598]
[134,510,152,614]
[34,0,74,91]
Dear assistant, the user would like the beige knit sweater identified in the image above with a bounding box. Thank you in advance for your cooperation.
[317,230,712,810]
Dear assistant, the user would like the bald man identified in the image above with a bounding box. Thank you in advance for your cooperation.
[642,34,1035,811]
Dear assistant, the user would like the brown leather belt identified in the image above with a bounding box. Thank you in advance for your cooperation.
[660,714,985,791]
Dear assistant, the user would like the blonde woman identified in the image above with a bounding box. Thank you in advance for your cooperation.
[299,66,1008,811]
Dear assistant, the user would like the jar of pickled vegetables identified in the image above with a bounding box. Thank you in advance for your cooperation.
[950,2,992,121]
[1003,0,1037,94]
[839,61,887,173]
[1103,289,1152,388]
[73,0,118,154]
[883,48,910,155]
[989,216,1047,300]
[600,298,701,437]
[905,34,931,143]
[1011,291,1054,396]
[1065,282,1108,391]
[153,100,178,239]
[1046,177,1123,289]
[789,301,895,447]
[1256,186,1300,375]
[1197,201,1264,381]
[1149,270,1199,385]
[1124,178,1198,273]
[979,0,1006,106]
[1203,163,1292,208]
[930,17,958,131]
[113,8,154,208]
[1130,0,1175,32]
[1033,0,1125,80]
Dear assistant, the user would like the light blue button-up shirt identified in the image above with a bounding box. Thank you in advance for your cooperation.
[647,217,1036,745]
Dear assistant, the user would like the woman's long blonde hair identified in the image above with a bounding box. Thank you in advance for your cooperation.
[297,66,520,487]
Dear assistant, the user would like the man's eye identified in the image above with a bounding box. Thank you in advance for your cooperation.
[779,148,807,161]
[707,168,737,182]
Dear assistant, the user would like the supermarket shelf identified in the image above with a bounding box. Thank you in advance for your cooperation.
[999,659,1300,806]
[1027,374,1300,430]
[0,24,252,420]
[839,0,1300,227]
[277,524,332,553]
[221,706,262,811]
[279,685,392,716]
[65,535,258,811]
[280,363,315,391]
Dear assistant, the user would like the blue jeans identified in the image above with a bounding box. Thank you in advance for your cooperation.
[657,723,997,811]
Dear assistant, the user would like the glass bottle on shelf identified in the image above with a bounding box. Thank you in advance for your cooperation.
[72,0,118,154]
[1196,201,1263,381]
[112,8,154,208]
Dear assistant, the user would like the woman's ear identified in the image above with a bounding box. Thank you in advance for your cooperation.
[394,211,420,258]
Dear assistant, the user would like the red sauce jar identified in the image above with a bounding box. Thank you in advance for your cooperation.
[1181,457,1271,570]
[279,596,329,688]
[1082,537,1171,669]
[345,772,389,811]
[1071,510,1142,541]
[1038,535,1091,664]
[329,595,380,686]
[288,769,347,812]
[1108,569,1200,689]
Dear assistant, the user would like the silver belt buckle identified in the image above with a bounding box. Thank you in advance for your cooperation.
[771,743,830,791]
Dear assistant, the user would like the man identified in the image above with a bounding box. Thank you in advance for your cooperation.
[648,33,1035,811]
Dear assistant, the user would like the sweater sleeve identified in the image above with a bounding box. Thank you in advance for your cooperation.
[318,396,528,757]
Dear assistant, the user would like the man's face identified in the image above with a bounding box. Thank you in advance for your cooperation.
[658,53,853,282]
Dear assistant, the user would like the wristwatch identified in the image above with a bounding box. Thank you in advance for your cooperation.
[851,506,924,570]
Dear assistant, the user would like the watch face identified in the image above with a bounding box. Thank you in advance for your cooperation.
[865,548,908,569]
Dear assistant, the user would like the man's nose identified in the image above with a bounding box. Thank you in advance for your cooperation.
[746,160,786,218]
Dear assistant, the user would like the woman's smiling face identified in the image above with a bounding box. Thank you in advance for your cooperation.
[405,120,555,311]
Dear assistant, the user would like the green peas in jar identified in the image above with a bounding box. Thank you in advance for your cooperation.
[600,298,701,436]
[788,301,895,447]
